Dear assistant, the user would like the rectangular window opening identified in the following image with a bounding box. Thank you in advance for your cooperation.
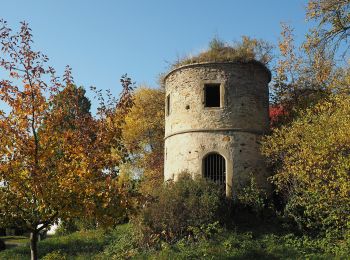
[166,94,170,116]
[204,84,221,107]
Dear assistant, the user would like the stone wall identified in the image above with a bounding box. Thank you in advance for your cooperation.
[164,61,270,197]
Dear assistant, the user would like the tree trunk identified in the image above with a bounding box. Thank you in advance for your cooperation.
[30,231,38,260]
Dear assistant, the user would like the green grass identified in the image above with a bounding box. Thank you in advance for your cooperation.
[0,236,29,244]
[0,229,108,260]
[97,222,350,259]
[0,236,29,250]
[1,224,349,259]
[135,233,330,260]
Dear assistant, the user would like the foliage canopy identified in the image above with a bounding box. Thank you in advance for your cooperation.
[121,87,165,195]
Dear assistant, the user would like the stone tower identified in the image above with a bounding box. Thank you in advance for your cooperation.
[163,61,271,197]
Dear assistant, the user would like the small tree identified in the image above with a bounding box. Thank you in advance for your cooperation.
[0,20,131,260]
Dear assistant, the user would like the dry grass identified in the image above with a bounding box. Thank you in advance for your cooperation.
[172,37,273,69]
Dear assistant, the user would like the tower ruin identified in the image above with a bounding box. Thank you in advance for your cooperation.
[163,61,271,197]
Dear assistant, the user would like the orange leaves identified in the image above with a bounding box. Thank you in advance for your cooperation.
[272,21,337,124]
[276,23,302,86]
[0,21,136,248]
[278,24,294,57]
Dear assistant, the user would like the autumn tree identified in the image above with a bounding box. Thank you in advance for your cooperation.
[306,0,350,54]
[86,74,136,224]
[50,84,91,128]
[263,3,350,236]
[0,20,131,260]
[121,87,165,195]
[271,23,336,126]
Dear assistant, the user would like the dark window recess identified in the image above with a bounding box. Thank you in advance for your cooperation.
[204,84,220,107]
[203,153,226,185]
[166,95,170,115]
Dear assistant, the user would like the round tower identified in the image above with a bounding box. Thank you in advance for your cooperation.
[163,61,271,197]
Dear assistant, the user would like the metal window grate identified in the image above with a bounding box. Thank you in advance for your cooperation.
[203,153,226,185]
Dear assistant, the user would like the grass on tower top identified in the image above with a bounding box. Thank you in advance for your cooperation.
[172,36,273,69]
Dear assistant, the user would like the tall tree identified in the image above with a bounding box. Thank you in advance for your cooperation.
[263,4,350,235]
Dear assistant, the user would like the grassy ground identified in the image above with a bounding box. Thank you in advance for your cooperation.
[0,229,107,260]
[0,236,29,250]
[0,223,349,259]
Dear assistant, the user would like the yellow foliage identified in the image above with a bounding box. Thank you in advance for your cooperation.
[306,0,350,53]
[262,94,350,231]
[122,87,165,194]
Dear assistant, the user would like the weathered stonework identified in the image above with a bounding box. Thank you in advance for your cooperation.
[164,61,271,198]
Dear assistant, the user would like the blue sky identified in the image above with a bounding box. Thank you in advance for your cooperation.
[1,0,310,112]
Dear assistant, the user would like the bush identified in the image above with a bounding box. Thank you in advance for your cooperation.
[134,173,225,245]
[99,224,139,259]
[42,250,68,260]
[236,176,275,222]
[262,94,350,234]
[55,217,99,236]
[55,220,79,236]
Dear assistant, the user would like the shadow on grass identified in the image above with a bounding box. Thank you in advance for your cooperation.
[0,230,106,260]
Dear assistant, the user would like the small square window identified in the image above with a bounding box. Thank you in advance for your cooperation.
[204,84,221,107]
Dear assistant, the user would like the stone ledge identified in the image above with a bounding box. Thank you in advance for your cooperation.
[164,128,267,140]
[163,61,271,83]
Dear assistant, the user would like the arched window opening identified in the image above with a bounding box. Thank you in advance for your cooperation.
[203,153,226,185]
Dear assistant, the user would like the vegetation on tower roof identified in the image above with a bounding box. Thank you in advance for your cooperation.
[172,36,273,69]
